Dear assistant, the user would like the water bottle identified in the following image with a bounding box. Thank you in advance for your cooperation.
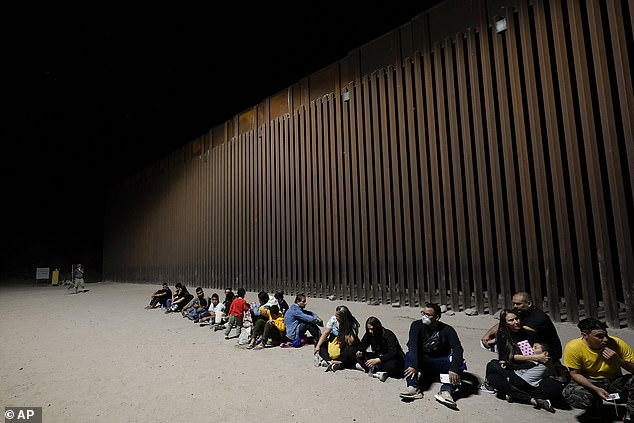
[368,365,377,376]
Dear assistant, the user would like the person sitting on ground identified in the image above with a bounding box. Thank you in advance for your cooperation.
[274,290,289,315]
[400,302,465,410]
[282,293,323,348]
[251,291,275,323]
[481,292,562,362]
[355,316,405,382]
[314,305,360,372]
[250,304,285,349]
[562,317,634,422]
[164,283,182,312]
[483,308,558,412]
[223,288,250,340]
[513,342,553,388]
[223,288,234,310]
[198,293,225,327]
[213,290,235,331]
[248,291,277,347]
[181,287,211,322]
[165,283,194,313]
[145,283,172,309]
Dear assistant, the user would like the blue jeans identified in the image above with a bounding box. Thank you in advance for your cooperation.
[185,307,205,320]
[405,352,463,393]
[295,322,321,344]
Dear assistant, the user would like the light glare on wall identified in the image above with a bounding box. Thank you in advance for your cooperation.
[495,18,507,33]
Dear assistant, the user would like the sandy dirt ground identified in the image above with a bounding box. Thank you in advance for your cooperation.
[1,281,632,423]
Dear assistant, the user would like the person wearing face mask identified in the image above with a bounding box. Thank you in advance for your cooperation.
[399,302,465,409]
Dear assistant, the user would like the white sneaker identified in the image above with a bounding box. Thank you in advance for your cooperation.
[479,380,496,394]
[329,361,343,372]
[373,371,388,382]
[534,398,555,413]
[399,386,423,399]
[434,391,457,409]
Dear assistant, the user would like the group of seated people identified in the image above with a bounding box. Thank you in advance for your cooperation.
[480,292,633,421]
[145,286,633,420]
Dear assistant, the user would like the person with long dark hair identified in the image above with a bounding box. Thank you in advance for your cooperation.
[314,305,360,371]
[483,309,556,413]
[274,291,289,315]
[356,316,405,382]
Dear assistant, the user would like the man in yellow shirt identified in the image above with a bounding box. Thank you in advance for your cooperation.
[563,318,633,422]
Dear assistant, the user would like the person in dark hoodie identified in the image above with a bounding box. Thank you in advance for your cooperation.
[356,316,405,382]
[399,302,465,410]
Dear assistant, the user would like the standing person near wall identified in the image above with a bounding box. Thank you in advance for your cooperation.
[73,264,85,294]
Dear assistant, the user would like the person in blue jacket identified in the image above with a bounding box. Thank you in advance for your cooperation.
[282,293,323,347]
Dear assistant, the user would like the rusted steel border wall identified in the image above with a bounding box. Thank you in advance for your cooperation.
[104,0,634,328]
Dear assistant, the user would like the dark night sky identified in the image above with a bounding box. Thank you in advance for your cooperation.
[1,4,442,279]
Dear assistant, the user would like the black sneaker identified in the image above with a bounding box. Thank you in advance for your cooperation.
[328,361,343,372]
[535,398,555,413]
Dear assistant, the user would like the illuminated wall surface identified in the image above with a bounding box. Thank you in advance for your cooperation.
[104,0,634,329]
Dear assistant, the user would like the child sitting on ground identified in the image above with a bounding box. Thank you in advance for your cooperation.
[250,304,286,349]
[513,342,551,387]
